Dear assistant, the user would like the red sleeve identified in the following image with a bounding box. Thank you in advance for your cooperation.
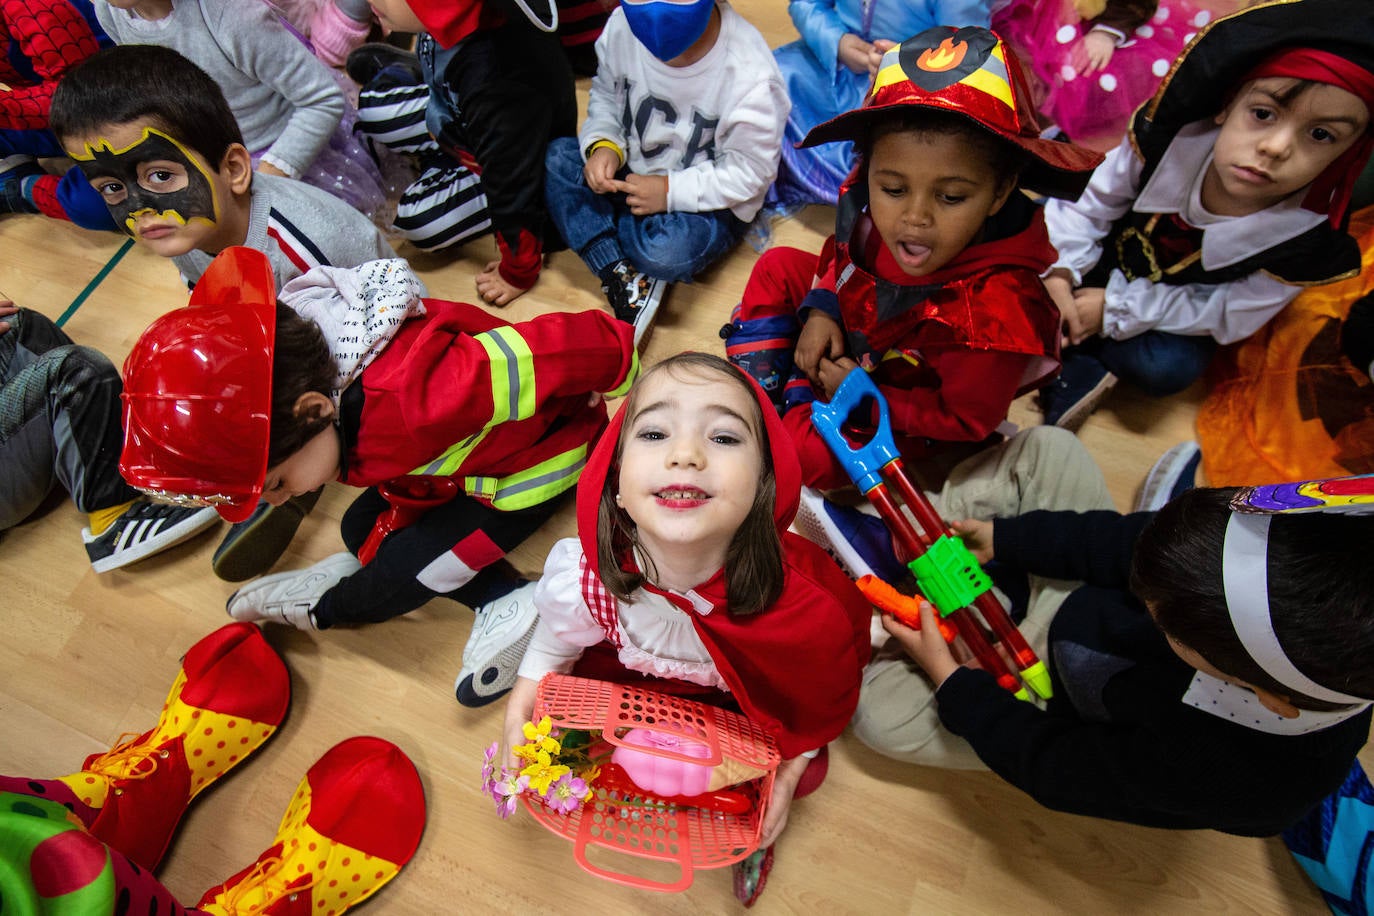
[881,349,1029,443]
[395,303,636,444]
[0,0,102,130]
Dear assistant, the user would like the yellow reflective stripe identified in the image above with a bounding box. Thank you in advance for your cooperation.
[473,326,536,424]
[604,350,640,399]
[411,429,489,477]
[462,444,588,510]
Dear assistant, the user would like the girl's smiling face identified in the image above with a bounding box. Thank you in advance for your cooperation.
[615,366,764,572]
[865,129,1015,278]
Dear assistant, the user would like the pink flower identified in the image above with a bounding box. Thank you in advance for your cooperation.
[493,770,529,819]
[480,741,498,795]
[545,771,591,815]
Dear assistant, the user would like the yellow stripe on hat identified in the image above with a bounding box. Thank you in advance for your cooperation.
[961,43,1014,111]
[869,47,907,97]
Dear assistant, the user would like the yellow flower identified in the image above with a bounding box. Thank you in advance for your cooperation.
[521,716,561,755]
[520,750,571,795]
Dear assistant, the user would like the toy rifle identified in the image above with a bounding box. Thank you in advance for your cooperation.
[810,368,1051,701]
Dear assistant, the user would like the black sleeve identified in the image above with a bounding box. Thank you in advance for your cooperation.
[991,510,1154,587]
[935,667,1228,830]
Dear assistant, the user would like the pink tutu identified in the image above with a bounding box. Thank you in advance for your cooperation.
[994,0,1217,151]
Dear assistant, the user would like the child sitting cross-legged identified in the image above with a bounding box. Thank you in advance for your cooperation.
[724,26,1102,500]
[543,0,789,344]
[119,248,639,710]
[863,474,1374,836]
[503,352,872,898]
[1039,0,1374,430]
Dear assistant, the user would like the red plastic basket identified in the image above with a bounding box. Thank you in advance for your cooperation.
[523,674,781,892]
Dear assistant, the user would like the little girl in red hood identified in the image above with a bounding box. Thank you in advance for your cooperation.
[503,352,872,856]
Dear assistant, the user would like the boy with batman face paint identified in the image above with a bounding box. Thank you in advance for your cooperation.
[50,44,393,289]
[73,125,225,248]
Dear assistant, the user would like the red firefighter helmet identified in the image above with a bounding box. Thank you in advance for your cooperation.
[120,247,276,522]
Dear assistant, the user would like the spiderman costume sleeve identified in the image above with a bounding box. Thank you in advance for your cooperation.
[1,0,104,131]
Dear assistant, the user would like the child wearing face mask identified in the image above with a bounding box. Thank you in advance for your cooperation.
[542,0,789,344]
[1038,0,1374,430]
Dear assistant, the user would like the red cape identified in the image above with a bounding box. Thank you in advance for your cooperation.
[574,366,872,759]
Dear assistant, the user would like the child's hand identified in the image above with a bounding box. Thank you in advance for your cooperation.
[584,146,621,194]
[951,518,994,564]
[1065,287,1106,344]
[0,300,15,335]
[759,754,810,847]
[795,312,845,386]
[613,173,669,216]
[883,600,962,688]
[257,161,288,178]
[869,39,896,74]
[1078,29,1117,76]
[817,355,858,401]
[502,676,539,769]
[837,33,877,74]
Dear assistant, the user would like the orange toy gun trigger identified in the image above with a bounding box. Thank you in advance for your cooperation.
[856,575,957,642]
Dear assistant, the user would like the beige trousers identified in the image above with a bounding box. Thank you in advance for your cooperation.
[849,427,1115,769]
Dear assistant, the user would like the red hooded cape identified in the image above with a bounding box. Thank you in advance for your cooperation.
[573,365,873,759]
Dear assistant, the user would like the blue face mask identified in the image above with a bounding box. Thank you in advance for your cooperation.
[621,0,715,62]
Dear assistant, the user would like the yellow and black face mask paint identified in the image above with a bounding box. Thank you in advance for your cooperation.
[71,127,220,235]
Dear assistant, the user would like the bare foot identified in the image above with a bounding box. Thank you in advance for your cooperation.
[475,260,529,306]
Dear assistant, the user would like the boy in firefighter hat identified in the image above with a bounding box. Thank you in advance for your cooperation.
[121,247,638,708]
[723,25,1102,493]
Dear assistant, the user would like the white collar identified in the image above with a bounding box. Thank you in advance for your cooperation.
[1181,672,1370,736]
[1133,121,1326,270]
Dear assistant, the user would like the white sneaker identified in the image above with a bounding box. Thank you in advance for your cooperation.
[454,578,540,708]
[226,552,362,630]
[1135,441,1202,512]
[791,487,877,580]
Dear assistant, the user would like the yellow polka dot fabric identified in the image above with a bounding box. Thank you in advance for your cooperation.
[57,668,279,808]
[199,780,402,916]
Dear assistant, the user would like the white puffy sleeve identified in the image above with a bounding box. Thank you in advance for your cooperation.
[517,538,608,681]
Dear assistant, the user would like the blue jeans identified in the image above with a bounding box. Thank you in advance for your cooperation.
[1083,331,1217,396]
[544,136,747,282]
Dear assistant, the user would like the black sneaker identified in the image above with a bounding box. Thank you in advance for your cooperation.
[212,488,322,582]
[82,502,221,573]
[345,42,423,87]
[599,260,668,347]
[1039,351,1117,431]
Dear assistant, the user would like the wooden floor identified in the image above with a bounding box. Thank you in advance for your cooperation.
[1,1,1356,911]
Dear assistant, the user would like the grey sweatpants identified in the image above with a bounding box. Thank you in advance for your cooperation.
[0,308,136,529]
[850,426,1115,769]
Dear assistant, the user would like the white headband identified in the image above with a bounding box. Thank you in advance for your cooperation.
[1221,512,1369,706]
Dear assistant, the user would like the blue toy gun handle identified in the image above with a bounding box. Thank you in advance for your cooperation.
[808,369,900,494]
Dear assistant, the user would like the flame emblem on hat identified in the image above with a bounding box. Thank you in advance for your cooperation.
[917,38,967,73]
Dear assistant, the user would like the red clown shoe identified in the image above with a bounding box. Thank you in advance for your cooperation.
[55,622,290,870]
[196,736,426,916]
